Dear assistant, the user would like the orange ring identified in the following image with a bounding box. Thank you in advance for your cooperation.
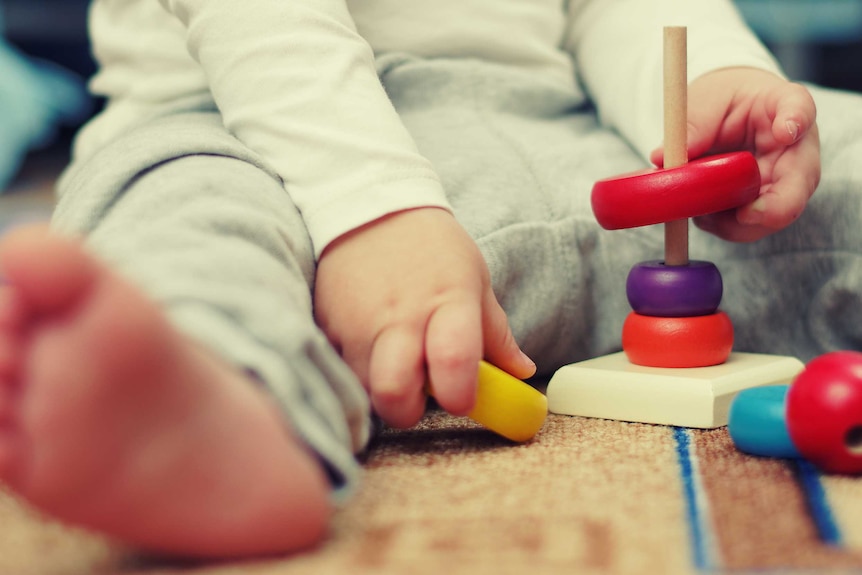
[622,311,734,368]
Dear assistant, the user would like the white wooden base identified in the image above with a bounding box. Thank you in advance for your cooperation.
[546,352,804,429]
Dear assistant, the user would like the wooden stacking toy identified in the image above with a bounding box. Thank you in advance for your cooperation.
[546,27,803,429]
[604,154,756,368]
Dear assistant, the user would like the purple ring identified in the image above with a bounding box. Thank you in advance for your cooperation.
[626,260,723,317]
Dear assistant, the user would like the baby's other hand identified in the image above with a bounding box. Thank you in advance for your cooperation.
[651,67,820,242]
[314,207,535,428]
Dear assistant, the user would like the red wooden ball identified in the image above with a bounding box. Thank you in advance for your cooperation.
[622,311,734,368]
[591,152,761,230]
[786,351,862,474]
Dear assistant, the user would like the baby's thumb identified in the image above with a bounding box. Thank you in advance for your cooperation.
[648,126,711,167]
[650,103,727,166]
[482,292,536,380]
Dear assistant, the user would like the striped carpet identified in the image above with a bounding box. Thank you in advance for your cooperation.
[2,408,862,575]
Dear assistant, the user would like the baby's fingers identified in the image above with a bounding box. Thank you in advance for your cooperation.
[696,134,820,242]
[482,290,535,381]
[742,119,820,232]
[737,170,813,230]
[768,83,817,147]
[367,326,427,429]
[425,298,483,417]
[695,185,804,242]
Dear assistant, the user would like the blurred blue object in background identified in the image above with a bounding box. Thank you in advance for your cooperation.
[735,0,862,83]
[736,0,862,43]
[0,5,91,193]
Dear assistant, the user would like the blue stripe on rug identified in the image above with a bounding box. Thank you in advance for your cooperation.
[674,427,719,571]
[794,459,843,546]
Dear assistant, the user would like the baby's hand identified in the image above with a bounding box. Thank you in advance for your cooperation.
[314,207,535,428]
[651,67,820,242]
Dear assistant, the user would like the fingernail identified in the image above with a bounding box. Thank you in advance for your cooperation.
[786,120,800,142]
[520,350,536,371]
[738,197,767,225]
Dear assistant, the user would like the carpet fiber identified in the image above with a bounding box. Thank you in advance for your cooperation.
[2,409,862,575]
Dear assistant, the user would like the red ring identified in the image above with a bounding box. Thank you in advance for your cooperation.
[622,311,734,368]
[591,152,761,230]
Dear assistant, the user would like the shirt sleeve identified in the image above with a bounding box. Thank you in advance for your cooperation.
[564,0,783,161]
[158,0,451,258]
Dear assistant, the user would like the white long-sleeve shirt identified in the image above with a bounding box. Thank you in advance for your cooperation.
[78,0,780,258]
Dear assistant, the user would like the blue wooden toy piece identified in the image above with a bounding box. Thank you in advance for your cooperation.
[728,385,801,459]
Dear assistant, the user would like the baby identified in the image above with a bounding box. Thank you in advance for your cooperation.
[1,0,856,560]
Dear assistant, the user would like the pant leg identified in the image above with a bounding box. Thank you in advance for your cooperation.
[381,56,862,373]
[54,99,370,501]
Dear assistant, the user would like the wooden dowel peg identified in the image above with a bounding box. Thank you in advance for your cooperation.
[663,26,689,266]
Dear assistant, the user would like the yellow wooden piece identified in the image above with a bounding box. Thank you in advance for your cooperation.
[468,361,548,442]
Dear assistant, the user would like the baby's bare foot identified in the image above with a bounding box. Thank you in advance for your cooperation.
[0,227,331,558]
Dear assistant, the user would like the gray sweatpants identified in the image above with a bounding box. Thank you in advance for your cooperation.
[53,57,862,498]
